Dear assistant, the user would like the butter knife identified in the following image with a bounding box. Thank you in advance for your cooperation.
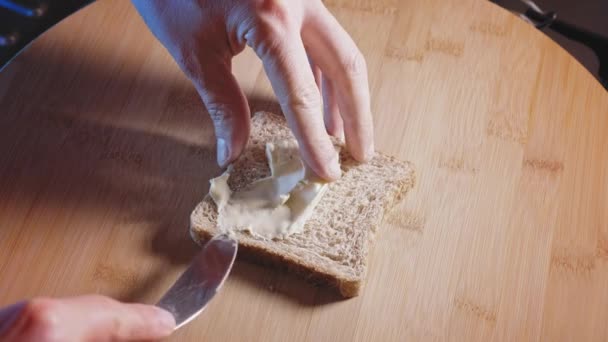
[156,234,238,330]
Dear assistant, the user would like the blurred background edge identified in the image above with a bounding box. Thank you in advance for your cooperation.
[1,0,607,89]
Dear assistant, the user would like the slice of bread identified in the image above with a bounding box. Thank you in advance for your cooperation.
[190,112,415,297]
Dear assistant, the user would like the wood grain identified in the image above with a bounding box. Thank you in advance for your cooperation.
[1,0,607,341]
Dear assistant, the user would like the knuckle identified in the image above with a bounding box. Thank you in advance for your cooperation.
[257,0,291,26]
[205,102,232,121]
[343,50,367,79]
[283,83,322,113]
[248,24,286,58]
[245,1,296,56]
[205,102,237,134]
[25,298,62,341]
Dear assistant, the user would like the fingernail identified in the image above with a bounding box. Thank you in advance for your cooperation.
[337,129,345,143]
[0,301,26,335]
[217,138,230,167]
[154,308,176,333]
[328,153,342,180]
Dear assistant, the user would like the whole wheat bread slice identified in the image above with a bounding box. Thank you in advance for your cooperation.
[190,112,415,297]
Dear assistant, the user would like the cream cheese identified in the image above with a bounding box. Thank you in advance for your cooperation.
[208,140,330,239]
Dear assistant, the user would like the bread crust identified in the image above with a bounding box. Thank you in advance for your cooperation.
[190,112,415,297]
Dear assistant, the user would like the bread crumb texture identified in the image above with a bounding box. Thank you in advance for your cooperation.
[191,112,415,297]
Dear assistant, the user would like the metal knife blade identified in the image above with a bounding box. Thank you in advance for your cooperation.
[156,234,238,329]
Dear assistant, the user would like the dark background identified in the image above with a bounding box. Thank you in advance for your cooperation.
[1,0,607,87]
[493,0,608,87]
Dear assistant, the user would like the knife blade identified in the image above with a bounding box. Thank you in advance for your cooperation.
[156,233,238,329]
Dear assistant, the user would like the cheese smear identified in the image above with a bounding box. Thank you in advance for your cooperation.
[208,141,330,239]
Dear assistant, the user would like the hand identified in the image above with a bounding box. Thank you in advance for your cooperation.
[0,295,175,341]
[131,0,374,180]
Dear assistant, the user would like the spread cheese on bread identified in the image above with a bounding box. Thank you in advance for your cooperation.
[208,140,329,239]
[191,111,416,297]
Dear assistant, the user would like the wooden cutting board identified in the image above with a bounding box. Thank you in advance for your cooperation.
[1,0,607,340]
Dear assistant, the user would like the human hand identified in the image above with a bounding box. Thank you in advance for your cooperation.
[132,0,374,180]
[0,295,175,341]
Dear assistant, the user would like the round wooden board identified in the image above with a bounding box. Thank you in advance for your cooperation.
[1,0,607,341]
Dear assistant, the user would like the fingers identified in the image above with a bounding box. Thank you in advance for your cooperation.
[301,2,374,162]
[308,55,322,90]
[107,302,176,340]
[246,19,341,180]
[0,295,175,341]
[321,77,344,139]
[66,296,175,341]
[186,56,251,168]
[63,296,175,340]
[309,55,343,139]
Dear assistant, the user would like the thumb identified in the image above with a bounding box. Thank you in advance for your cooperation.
[192,58,251,167]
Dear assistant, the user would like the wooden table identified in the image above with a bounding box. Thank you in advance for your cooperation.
[1,0,607,340]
